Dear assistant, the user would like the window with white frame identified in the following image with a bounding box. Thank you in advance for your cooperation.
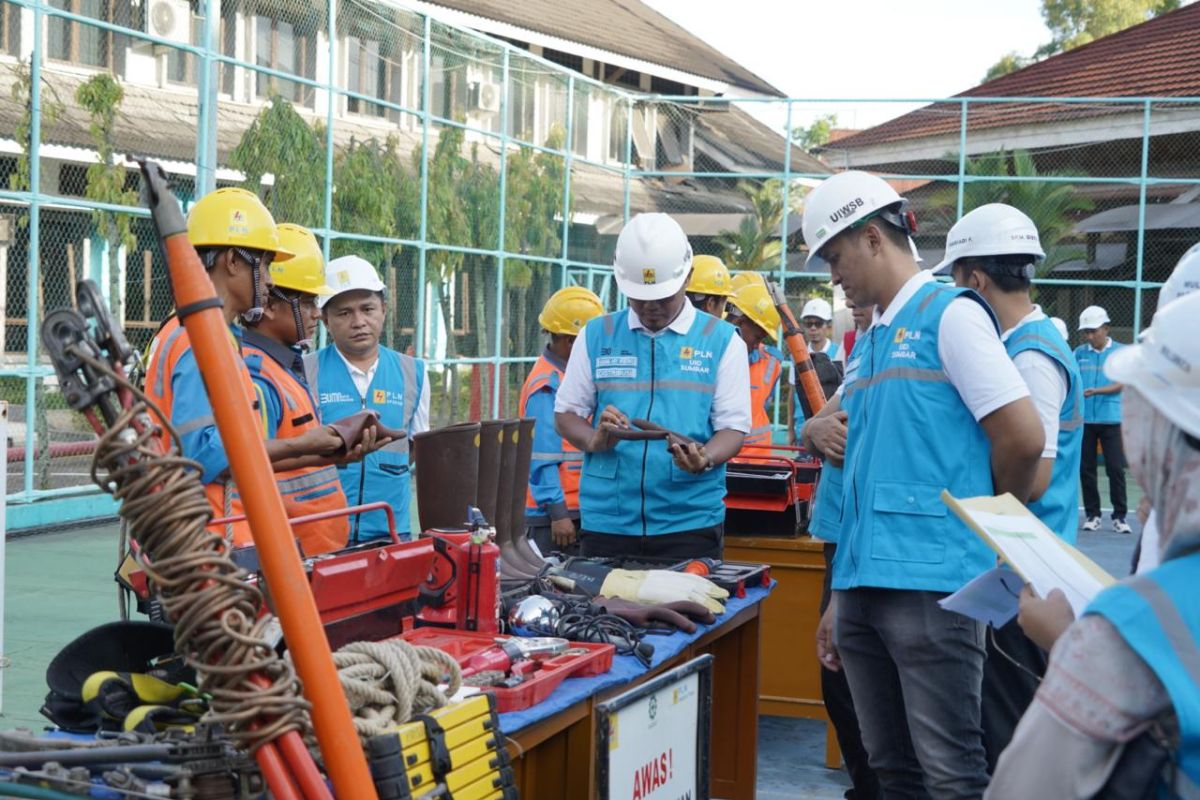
[1,1,20,56]
[253,13,316,106]
[47,0,116,69]
[346,34,401,119]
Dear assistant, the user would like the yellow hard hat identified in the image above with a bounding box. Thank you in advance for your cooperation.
[729,271,766,293]
[271,224,335,296]
[538,286,605,336]
[728,282,780,342]
[187,188,293,260]
[686,255,733,297]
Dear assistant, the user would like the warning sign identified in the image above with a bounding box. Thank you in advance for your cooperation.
[596,656,711,800]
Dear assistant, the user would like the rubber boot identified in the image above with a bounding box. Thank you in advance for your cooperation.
[412,421,480,533]
[476,420,504,528]
[494,420,537,580]
[510,417,548,573]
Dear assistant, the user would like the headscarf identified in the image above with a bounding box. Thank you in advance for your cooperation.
[1121,388,1200,562]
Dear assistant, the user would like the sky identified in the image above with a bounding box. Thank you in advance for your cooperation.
[642,0,1053,132]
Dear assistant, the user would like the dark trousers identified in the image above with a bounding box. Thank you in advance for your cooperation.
[1081,422,1127,519]
[836,588,989,800]
[980,620,1047,774]
[527,517,582,558]
[579,524,723,560]
[821,545,880,800]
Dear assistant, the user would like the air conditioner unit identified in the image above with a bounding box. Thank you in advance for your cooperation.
[471,80,502,114]
[145,0,192,45]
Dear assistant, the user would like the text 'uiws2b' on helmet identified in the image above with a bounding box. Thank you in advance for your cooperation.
[801,171,914,269]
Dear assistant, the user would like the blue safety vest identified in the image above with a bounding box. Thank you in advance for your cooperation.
[1086,550,1200,798]
[807,336,862,543]
[304,346,424,540]
[834,282,998,592]
[1006,317,1084,544]
[578,308,736,536]
[1075,340,1125,424]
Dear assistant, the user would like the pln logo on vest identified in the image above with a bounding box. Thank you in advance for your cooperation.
[373,389,387,404]
[680,347,714,375]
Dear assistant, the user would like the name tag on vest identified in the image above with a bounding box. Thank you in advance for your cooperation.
[596,355,637,379]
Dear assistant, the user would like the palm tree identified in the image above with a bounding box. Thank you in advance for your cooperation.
[716,180,786,271]
[933,149,1094,274]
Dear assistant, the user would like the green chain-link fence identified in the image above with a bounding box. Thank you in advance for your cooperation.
[2,0,1197,525]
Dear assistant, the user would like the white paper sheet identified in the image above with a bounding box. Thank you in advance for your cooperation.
[939,567,1025,627]
[969,510,1108,616]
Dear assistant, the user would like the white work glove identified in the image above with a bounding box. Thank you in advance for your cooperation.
[598,569,729,615]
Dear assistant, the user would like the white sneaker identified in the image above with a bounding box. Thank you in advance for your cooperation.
[1113,518,1133,535]
[1082,517,1101,531]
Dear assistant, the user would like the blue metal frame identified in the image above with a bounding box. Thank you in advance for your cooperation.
[4,0,1194,526]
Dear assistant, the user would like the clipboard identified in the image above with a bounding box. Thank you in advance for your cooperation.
[942,491,1116,616]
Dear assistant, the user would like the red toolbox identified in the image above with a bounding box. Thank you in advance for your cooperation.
[398,629,615,713]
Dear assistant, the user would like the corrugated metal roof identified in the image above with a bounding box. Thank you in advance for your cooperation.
[834,2,1200,151]
[426,0,781,96]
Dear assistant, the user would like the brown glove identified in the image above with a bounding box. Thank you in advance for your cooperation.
[327,410,407,454]
[595,596,717,633]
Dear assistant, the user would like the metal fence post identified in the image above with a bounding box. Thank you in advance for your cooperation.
[956,98,969,218]
[559,75,575,291]
[22,1,44,496]
[318,0,337,351]
[1133,98,1151,332]
[194,0,219,196]
[492,47,511,416]
[416,14,432,359]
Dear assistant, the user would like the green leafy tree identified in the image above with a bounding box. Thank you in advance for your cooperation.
[1042,0,1178,50]
[228,96,325,227]
[933,149,1094,274]
[791,113,838,152]
[716,180,787,271]
[75,73,138,321]
[984,0,1178,81]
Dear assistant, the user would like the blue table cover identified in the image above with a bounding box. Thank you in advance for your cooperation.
[497,583,774,734]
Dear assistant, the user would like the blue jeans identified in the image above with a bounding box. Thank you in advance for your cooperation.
[835,588,989,800]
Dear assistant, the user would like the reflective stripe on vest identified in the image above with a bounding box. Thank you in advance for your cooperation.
[1006,318,1084,543]
[1086,552,1200,796]
[245,343,349,555]
[144,317,259,545]
[579,308,735,536]
[835,283,998,593]
[304,346,423,538]
[519,354,584,513]
[746,345,782,446]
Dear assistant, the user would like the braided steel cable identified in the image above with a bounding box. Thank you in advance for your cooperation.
[74,346,310,753]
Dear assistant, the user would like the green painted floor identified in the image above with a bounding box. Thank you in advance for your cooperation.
[2,522,122,728]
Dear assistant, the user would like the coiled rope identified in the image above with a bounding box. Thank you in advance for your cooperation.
[328,640,464,741]
[77,348,309,752]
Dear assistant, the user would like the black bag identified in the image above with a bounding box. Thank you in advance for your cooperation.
[1092,718,1175,800]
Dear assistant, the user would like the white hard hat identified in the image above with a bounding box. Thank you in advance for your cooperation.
[802,171,908,266]
[800,298,833,322]
[612,213,693,301]
[932,203,1045,276]
[1051,317,1069,341]
[1105,292,1200,439]
[1159,242,1200,311]
[319,255,387,309]
[1078,305,1110,331]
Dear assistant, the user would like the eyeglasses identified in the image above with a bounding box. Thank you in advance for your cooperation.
[802,319,828,328]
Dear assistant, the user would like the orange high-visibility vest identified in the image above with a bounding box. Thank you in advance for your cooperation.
[519,355,583,512]
[244,343,350,555]
[746,345,782,446]
[143,316,260,544]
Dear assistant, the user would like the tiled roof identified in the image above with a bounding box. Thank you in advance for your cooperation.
[834,2,1200,151]
[428,0,781,96]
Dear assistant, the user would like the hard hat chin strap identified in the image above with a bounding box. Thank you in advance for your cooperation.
[270,287,308,349]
